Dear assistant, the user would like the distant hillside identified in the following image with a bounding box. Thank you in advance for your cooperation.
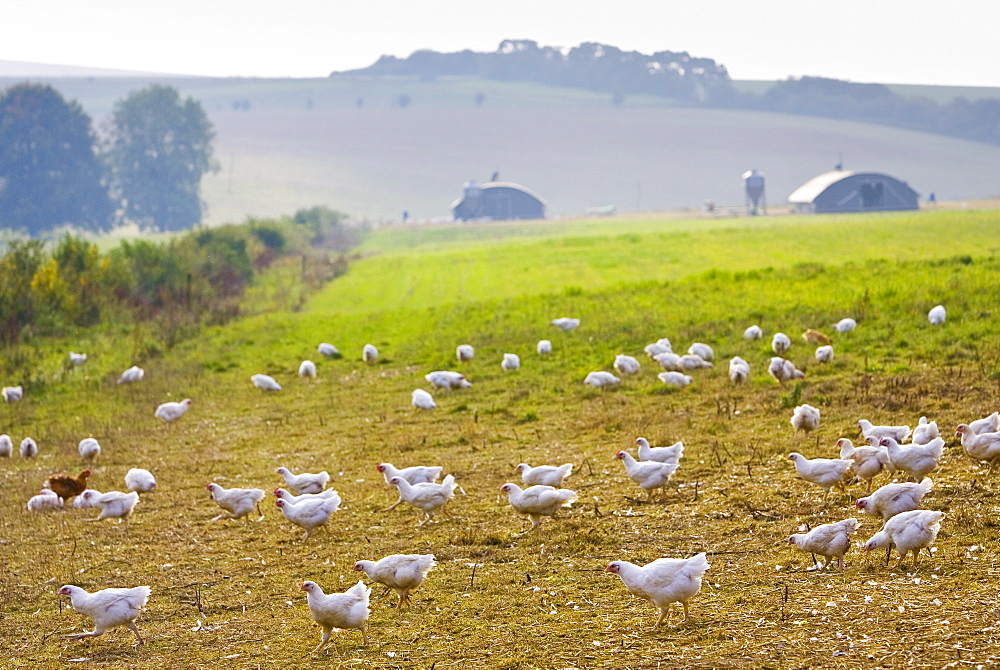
[3,74,1000,224]
[0,59,190,78]
[343,42,1000,147]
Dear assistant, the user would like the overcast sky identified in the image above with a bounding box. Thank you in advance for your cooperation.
[3,0,998,86]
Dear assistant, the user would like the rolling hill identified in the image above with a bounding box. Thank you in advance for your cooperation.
[3,73,1000,224]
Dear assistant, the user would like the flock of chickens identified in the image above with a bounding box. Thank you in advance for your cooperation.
[6,302,997,652]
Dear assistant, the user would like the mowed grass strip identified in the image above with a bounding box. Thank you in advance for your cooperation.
[309,209,1000,314]
[1,233,999,666]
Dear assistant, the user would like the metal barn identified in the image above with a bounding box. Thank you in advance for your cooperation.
[787,171,919,214]
[451,181,546,221]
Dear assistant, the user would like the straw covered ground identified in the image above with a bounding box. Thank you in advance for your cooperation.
[2,212,1000,669]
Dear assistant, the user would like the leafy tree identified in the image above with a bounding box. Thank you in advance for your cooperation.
[0,84,114,236]
[107,85,217,232]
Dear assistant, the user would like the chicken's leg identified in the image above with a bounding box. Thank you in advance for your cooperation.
[381,497,403,512]
[127,621,145,645]
[312,627,332,653]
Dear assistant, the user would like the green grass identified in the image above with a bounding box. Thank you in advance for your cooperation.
[2,211,1000,668]
[308,209,1000,314]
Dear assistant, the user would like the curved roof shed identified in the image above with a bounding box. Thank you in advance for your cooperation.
[788,170,918,213]
[451,181,546,221]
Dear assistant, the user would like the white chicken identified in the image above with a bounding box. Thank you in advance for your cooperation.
[677,354,713,370]
[955,424,1000,470]
[856,478,933,520]
[787,518,860,571]
[154,398,192,423]
[728,356,750,384]
[0,434,11,458]
[834,317,857,333]
[911,416,940,445]
[658,371,693,388]
[124,468,157,493]
[928,304,946,325]
[59,585,151,645]
[501,353,521,371]
[205,482,266,521]
[790,404,821,434]
[353,554,436,609]
[551,317,580,331]
[20,437,38,458]
[251,373,281,391]
[687,343,714,361]
[653,352,683,371]
[644,341,672,358]
[82,490,140,528]
[771,332,791,355]
[69,351,88,365]
[787,452,852,497]
[500,483,578,528]
[317,343,340,358]
[881,436,944,481]
[516,462,573,487]
[301,580,370,649]
[615,450,679,500]
[857,419,910,444]
[276,467,330,495]
[585,371,620,387]
[606,553,710,628]
[73,489,103,508]
[78,437,101,462]
[387,474,457,526]
[276,494,342,540]
[814,345,834,363]
[377,462,443,486]
[411,388,436,410]
[864,509,945,568]
[117,366,144,384]
[635,437,684,464]
[768,357,804,384]
[424,370,472,390]
[743,325,763,340]
[362,343,379,363]
[613,354,641,376]
[837,438,890,493]
[298,360,317,378]
[378,462,443,510]
[536,340,553,355]
[274,487,341,504]
[2,385,23,402]
[27,489,64,512]
[456,344,475,362]
[970,411,1000,435]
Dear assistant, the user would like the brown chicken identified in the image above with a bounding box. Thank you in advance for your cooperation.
[45,469,92,501]
[802,329,832,345]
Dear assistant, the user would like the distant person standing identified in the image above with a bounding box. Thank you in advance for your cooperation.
[402,210,409,223]
[928,192,937,206]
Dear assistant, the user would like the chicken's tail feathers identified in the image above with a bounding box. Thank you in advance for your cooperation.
[251,489,266,503]
[917,477,934,494]
[441,474,457,491]
[347,580,371,602]
[689,552,710,572]
[559,463,574,478]
[558,490,579,506]
[325,492,343,511]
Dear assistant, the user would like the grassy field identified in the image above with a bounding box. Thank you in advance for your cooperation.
[4,74,1000,224]
[2,210,1000,668]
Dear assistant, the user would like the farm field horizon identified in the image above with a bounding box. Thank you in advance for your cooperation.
[4,74,1000,225]
[2,209,1000,668]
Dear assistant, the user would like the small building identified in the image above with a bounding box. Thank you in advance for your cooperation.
[787,170,918,214]
[451,181,546,221]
